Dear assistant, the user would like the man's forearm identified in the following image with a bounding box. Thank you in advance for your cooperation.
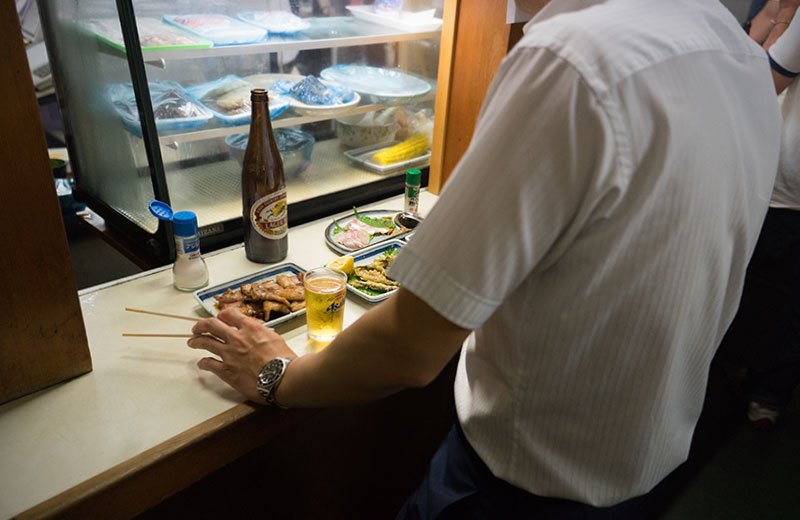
[764,5,798,49]
[274,288,470,408]
[750,0,781,45]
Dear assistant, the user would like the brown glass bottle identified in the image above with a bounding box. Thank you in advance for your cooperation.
[242,89,288,263]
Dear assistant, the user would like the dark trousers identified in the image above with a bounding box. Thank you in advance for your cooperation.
[729,207,800,408]
[396,423,652,520]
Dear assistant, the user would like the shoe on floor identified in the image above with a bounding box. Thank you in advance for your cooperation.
[747,401,780,431]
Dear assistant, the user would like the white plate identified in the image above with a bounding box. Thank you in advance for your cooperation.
[288,88,360,117]
[194,262,306,327]
[244,73,360,117]
[320,64,432,104]
[346,5,443,32]
[243,72,304,90]
[346,239,405,303]
[343,141,431,175]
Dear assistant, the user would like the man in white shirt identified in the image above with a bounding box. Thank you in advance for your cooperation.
[188,0,782,517]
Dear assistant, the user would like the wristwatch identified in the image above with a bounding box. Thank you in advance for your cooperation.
[256,357,294,408]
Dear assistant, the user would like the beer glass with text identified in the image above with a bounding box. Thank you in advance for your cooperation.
[304,267,347,342]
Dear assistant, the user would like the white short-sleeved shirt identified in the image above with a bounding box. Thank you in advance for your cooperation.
[389,0,781,507]
[770,81,800,208]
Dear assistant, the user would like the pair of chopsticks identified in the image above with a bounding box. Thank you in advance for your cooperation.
[122,307,201,338]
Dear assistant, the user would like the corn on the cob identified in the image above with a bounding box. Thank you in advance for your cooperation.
[371,133,429,166]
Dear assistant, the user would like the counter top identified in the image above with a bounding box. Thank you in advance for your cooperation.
[0,191,437,519]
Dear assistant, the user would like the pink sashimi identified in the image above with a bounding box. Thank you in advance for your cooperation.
[347,218,392,235]
[333,228,371,249]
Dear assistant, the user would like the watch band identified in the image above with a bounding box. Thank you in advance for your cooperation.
[256,357,294,408]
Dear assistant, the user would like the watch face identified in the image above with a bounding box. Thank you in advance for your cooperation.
[256,358,293,405]
[259,359,281,385]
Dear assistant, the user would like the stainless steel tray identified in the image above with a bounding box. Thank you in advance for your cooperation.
[343,141,431,175]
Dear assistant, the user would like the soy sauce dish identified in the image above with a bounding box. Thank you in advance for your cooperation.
[393,212,422,232]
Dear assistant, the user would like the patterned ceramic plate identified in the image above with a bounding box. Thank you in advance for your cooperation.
[345,239,405,303]
[194,262,306,327]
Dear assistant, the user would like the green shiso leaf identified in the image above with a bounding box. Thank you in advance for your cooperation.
[353,206,395,231]
[332,218,347,234]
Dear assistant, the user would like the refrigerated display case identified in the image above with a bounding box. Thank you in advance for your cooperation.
[38,0,443,267]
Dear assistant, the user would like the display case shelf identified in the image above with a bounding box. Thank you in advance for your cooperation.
[93,17,442,62]
[123,138,427,233]
[156,92,435,146]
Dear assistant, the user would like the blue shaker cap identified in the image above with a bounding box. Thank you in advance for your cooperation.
[149,200,174,220]
[172,211,199,237]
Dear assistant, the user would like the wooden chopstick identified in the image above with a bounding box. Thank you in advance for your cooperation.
[125,307,202,322]
[122,333,195,338]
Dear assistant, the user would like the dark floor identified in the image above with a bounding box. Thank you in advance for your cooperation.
[655,377,800,520]
[660,401,800,520]
[65,216,800,519]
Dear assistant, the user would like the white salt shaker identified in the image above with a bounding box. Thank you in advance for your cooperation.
[171,210,209,291]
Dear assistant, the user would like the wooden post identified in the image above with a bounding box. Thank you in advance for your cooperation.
[429,1,533,194]
[0,3,92,404]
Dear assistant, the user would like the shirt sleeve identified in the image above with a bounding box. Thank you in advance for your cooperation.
[389,45,621,330]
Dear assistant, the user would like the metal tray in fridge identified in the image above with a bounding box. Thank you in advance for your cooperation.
[343,141,431,175]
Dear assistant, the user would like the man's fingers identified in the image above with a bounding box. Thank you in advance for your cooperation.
[192,316,238,341]
[187,333,226,358]
[217,307,261,329]
[197,356,225,376]
[197,357,247,395]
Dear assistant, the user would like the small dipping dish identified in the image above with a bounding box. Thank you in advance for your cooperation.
[394,212,423,232]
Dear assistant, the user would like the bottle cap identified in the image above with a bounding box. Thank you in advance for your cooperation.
[406,168,422,186]
[172,211,199,237]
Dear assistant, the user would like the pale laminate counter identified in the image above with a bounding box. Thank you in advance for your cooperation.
[0,191,438,520]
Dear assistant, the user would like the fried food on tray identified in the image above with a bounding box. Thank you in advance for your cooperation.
[214,273,305,322]
[349,251,400,294]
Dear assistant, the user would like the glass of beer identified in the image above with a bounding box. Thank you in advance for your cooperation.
[304,267,347,342]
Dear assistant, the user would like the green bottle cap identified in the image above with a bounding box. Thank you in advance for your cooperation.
[406,168,422,186]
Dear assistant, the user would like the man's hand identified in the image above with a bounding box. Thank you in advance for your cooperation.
[187,308,297,404]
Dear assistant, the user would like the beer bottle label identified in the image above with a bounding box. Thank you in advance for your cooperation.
[250,189,288,239]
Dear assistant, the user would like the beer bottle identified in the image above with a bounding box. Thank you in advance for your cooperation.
[241,89,288,263]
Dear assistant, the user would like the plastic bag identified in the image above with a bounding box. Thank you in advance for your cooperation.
[108,81,212,137]
[271,75,354,106]
[84,18,212,51]
[162,14,266,45]
[375,0,404,14]
[186,75,253,125]
[237,11,310,34]
[391,106,434,141]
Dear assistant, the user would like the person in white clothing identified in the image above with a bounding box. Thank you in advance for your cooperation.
[188,0,782,517]
[721,0,800,430]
